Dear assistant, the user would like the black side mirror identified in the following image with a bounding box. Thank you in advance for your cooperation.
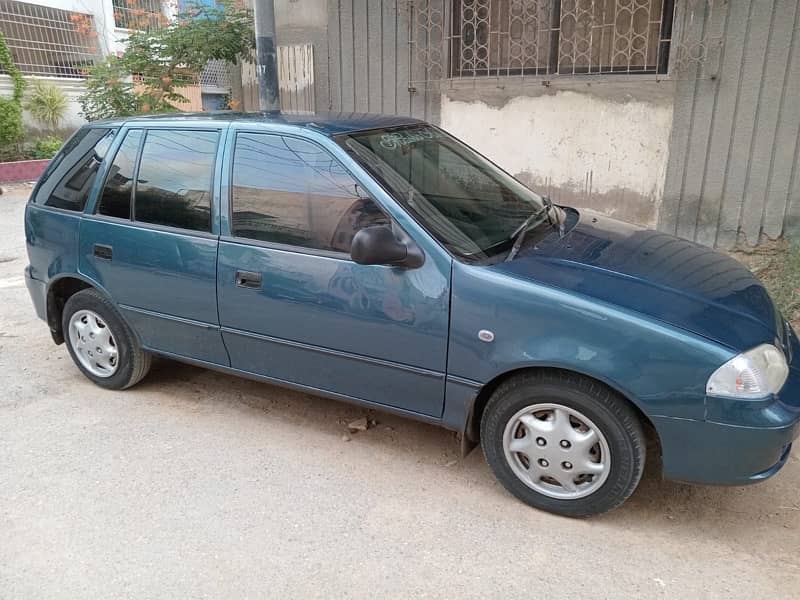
[350,225,424,269]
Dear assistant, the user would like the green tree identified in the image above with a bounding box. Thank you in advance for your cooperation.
[79,1,254,121]
[79,57,141,121]
[0,31,25,156]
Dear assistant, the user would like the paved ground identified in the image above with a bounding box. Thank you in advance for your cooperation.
[1,185,799,599]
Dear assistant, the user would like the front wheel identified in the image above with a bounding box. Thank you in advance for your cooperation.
[481,371,646,517]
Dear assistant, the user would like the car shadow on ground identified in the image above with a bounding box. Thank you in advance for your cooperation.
[138,357,799,551]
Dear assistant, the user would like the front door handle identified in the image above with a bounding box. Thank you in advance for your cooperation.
[235,269,262,289]
[93,244,113,260]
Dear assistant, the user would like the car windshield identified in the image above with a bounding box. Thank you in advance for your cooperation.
[336,124,547,260]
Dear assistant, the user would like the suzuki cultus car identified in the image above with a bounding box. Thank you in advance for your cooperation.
[25,113,800,516]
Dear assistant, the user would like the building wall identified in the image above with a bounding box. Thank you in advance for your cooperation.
[660,0,800,248]
[301,0,799,247]
[323,0,439,121]
[239,0,327,111]
[241,1,438,117]
[298,0,675,227]
[440,81,675,228]
[424,0,687,230]
[26,0,131,56]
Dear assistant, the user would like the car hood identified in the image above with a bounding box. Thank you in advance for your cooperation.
[491,209,784,351]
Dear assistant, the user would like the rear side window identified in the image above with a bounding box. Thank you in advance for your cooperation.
[134,130,218,232]
[97,129,143,220]
[231,133,389,253]
[32,128,116,211]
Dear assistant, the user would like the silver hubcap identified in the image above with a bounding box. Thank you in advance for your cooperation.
[68,309,119,378]
[503,403,611,500]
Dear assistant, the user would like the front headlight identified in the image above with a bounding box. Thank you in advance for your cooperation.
[706,344,789,399]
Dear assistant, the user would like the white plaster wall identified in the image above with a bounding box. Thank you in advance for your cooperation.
[440,90,674,226]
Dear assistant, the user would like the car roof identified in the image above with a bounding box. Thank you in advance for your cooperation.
[88,111,425,136]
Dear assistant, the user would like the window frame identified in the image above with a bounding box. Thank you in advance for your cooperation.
[111,0,164,31]
[94,127,145,223]
[448,0,677,80]
[90,124,224,239]
[0,0,99,78]
[225,129,394,262]
[132,128,221,234]
[28,126,116,216]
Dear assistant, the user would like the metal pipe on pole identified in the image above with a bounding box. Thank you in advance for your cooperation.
[252,0,280,111]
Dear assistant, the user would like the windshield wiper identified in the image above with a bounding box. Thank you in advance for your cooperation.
[505,197,554,262]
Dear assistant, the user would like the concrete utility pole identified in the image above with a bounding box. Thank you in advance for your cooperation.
[252,0,280,111]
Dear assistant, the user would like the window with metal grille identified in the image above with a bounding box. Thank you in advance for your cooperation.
[451,0,675,77]
[112,0,164,31]
[0,0,99,78]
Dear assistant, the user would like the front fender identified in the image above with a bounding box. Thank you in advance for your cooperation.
[447,261,735,421]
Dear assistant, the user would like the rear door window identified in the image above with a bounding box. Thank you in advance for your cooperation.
[133,129,218,232]
[97,129,143,220]
[32,127,116,211]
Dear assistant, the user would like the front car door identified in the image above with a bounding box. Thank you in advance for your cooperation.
[80,124,229,365]
[217,126,451,417]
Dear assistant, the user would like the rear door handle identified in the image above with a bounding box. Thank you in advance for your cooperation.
[235,270,262,289]
[93,244,113,260]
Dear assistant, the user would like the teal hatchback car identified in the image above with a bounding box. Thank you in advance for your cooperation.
[25,112,800,516]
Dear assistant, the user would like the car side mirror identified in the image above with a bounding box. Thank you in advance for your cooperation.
[350,225,424,269]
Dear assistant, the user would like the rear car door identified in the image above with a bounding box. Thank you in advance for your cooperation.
[79,125,229,365]
[217,129,451,417]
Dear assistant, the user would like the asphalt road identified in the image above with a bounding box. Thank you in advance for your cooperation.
[1,185,799,599]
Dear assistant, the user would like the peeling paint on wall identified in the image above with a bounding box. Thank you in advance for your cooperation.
[440,90,674,228]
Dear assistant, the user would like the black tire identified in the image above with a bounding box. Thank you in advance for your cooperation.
[480,370,646,517]
[62,288,151,390]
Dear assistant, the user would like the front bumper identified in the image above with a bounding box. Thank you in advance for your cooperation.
[655,333,800,485]
[653,413,797,485]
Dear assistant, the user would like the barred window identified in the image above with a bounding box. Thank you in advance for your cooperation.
[0,0,98,78]
[451,0,674,77]
[112,0,164,31]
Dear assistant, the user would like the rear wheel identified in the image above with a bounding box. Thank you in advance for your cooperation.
[62,288,151,390]
[481,371,646,517]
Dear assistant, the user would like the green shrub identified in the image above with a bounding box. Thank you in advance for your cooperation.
[31,136,63,160]
[0,32,25,152]
[25,79,68,132]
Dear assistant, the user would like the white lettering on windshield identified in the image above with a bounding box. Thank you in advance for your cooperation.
[378,128,438,150]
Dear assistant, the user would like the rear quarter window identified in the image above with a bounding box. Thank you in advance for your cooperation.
[32,127,117,211]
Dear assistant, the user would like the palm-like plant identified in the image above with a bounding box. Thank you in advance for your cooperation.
[25,80,68,132]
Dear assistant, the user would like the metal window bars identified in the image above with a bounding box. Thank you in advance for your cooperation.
[199,59,232,93]
[0,0,100,79]
[410,0,720,85]
[112,0,165,31]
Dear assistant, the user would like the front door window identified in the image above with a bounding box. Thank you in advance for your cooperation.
[231,133,389,253]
